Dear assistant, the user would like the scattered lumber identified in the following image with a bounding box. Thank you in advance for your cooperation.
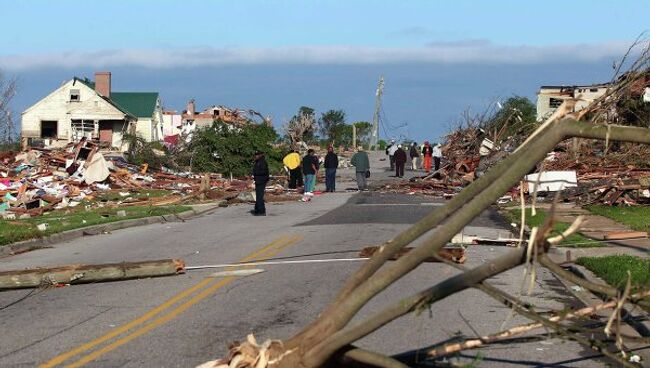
[0,259,185,290]
[359,245,466,264]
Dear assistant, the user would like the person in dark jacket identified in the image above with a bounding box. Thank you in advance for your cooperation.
[302,149,319,194]
[323,146,339,192]
[394,144,407,178]
[252,151,269,216]
[409,142,420,170]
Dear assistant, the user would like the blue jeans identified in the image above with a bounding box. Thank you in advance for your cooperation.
[304,174,315,193]
[325,168,336,192]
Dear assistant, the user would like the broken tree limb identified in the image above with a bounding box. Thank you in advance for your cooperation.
[426,289,650,358]
[358,246,466,264]
[294,119,650,364]
[0,259,185,290]
[306,247,530,366]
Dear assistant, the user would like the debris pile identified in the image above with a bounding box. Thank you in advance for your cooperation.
[0,140,295,220]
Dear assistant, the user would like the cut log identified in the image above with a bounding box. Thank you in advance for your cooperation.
[604,231,648,240]
[0,259,185,290]
[359,246,466,264]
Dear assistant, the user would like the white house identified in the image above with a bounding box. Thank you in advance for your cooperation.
[21,72,163,151]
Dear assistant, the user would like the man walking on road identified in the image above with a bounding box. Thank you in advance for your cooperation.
[394,144,407,178]
[252,150,269,216]
[422,141,433,173]
[324,146,338,192]
[432,143,443,171]
[350,146,370,191]
[409,142,419,171]
[302,149,318,195]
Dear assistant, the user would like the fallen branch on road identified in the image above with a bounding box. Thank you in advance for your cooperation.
[0,259,185,290]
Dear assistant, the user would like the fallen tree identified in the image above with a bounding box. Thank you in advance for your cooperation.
[200,44,650,368]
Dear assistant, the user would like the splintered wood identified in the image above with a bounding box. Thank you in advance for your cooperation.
[359,245,466,264]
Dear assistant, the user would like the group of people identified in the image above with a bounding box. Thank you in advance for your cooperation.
[251,145,371,216]
[253,140,438,216]
[385,139,442,176]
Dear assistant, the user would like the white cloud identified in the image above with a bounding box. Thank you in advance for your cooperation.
[0,41,633,70]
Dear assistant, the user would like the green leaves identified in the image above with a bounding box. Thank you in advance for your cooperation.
[186,120,282,177]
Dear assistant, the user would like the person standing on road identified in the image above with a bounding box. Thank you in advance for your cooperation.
[432,143,443,171]
[350,146,370,191]
[323,146,339,192]
[422,141,433,173]
[283,150,303,189]
[387,139,398,170]
[394,144,407,178]
[252,150,269,216]
[302,149,318,195]
[409,142,419,171]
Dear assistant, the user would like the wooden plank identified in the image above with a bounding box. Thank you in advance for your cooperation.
[604,231,648,240]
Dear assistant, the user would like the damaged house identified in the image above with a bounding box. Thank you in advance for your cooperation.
[20,72,163,151]
[536,83,609,121]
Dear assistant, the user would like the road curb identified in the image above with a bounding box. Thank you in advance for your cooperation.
[0,201,225,259]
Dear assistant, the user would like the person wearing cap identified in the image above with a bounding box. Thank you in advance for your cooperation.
[252,150,269,216]
[323,146,339,192]
[394,144,407,178]
[350,146,370,191]
[422,141,433,173]
[432,143,443,171]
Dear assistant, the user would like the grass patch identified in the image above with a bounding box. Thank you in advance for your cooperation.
[0,204,191,246]
[503,208,601,247]
[585,205,650,233]
[576,255,650,291]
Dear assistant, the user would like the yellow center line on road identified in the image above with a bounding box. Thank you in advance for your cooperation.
[40,234,302,368]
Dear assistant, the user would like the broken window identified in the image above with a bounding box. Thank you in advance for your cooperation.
[590,88,599,93]
[549,98,563,108]
[70,89,80,102]
[41,120,58,138]
[71,119,94,141]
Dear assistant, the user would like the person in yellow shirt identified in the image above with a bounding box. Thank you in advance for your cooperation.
[283,150,303,189]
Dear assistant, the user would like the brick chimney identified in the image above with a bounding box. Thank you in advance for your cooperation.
[95,72,111,98]
[187,99,196,116]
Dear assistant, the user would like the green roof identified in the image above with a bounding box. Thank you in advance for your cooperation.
[109,92,159,118]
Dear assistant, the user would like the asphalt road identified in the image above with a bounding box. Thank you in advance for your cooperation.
[0,159,608,367]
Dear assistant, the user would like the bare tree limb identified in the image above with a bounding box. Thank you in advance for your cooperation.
[337,347,409,368]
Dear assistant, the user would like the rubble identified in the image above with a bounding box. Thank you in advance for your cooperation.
[0,139,299,222]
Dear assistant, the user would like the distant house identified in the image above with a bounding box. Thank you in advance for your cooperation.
[20,72,163,151]
[536,84,609,121]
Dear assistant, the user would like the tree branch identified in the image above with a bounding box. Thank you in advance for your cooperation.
[337,347,409,368]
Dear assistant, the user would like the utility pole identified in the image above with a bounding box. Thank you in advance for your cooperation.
[370,76,384,150]
[352,124,357,149]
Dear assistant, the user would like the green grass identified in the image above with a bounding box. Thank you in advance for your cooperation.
[585,205,650,233]
[577,255,650,291]
[0,204,191,246]
[504,208,601,247]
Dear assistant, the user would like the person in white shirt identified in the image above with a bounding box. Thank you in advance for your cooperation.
[431,143,442,171]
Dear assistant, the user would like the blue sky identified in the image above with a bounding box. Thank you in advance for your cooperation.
[1,1,648,141]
